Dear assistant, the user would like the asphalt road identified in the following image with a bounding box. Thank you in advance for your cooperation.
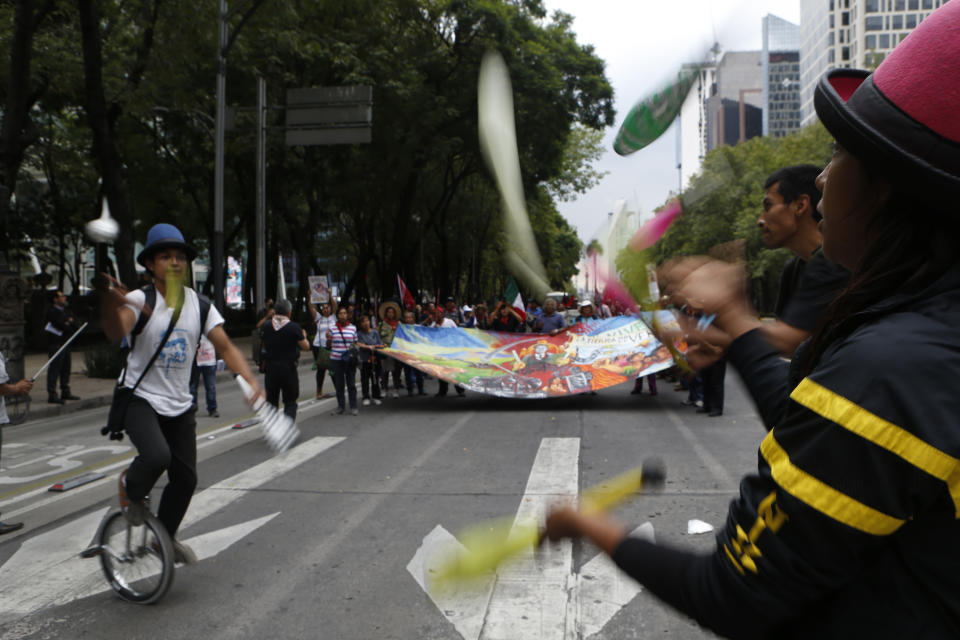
[0,367,766,640]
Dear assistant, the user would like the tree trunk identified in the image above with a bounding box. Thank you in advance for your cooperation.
[77,0,137,286]
[0,0,49,259]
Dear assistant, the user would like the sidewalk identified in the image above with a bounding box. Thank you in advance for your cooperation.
[20,335,262,422]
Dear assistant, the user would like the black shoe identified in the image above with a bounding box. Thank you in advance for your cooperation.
[418,391,427,396]
[435,392,446,397]
[696,406,710,414]
[630,388,642,395]
[48,396,64,404]
[208,410,220,417]
[708,410,723,417]
[456,390,465,397]
[330,407,345,416]
[62,393,80,401]
[0,521,24,535]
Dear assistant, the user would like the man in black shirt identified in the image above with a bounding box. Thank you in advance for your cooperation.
[260,299,310,419]
[44,290,79,403]
[757,165,849,356]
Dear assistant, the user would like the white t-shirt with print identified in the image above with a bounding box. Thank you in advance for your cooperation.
[123,287,224,416]
[196,334,216,366]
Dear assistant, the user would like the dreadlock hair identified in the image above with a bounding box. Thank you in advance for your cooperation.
[802,178,960,375]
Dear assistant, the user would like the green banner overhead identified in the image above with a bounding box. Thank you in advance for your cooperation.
[613,69,698,156]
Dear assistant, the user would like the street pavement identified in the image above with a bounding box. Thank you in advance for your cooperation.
[0,358,767,640]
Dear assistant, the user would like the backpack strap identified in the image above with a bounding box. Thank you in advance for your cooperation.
[118,284,156,385]
[130,285,156,349]
[198,293,211,340]
[192,293,213,367]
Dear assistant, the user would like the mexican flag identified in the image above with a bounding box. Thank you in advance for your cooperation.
[504,277,526,321]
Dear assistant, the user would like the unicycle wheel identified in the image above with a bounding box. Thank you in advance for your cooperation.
[98,510,175,604]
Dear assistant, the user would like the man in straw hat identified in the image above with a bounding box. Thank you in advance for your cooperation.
[102,223,263,564]
[544,4,960,636]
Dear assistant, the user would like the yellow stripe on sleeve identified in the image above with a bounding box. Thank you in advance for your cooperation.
[791,378,960,518]
[761,432,906,535]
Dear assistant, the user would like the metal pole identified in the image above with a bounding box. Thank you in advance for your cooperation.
[30,322,88,381]
[256,76,266,314]
[213,0,227,311]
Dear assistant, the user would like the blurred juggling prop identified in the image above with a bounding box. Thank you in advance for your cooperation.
[614,69,699,156]
[164,266,185,314]
[428,458,665,593]
[478,49,550,299]
[236,375,299,453]
[629,199,683,251]
[85,198,120,243]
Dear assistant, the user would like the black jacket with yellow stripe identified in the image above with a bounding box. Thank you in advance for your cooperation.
[612,263,960,639]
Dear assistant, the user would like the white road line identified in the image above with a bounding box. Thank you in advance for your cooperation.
[0,396,335,515]
[479,437,580,640]
[209,411,478,640]
[0,436,342,625]
[663,407,735,488]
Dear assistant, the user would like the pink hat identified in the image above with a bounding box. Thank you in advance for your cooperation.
[814,1,960,205]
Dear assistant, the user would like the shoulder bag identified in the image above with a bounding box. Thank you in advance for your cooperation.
[101,292,182,441]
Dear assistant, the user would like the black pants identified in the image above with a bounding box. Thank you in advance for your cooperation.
[46,342,71,396]
[124,397,198,537]
[438,380,465,396]
[312,346,328,395]
[701,359,726,413]
[265,360,300,420]
[380,357,402,391]
[360,360,382,400]
[331,358,357,410]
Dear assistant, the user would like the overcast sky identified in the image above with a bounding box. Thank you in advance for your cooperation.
[540,0,802,241]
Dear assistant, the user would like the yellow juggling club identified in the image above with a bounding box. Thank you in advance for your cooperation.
[164,266,185,314]
[429,458,665,592]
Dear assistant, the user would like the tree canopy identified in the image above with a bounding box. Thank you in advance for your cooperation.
[0,0,614,309]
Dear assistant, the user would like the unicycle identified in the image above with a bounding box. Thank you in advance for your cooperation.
[82,505,175,604]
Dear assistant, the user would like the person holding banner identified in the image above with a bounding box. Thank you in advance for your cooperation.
[377,301,403,399]
[545,6,960,635]
[326,306,359,415]
[401,310,426,396]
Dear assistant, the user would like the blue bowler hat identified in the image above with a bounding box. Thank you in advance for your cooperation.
[136,223,197,266]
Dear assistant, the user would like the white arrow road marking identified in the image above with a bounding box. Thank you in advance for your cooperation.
[187,512,280,561]
[575,522,653,638]
[0,436,343,624]
[408,438,654,640]
[479,437,579,640]
[407,525,496,640]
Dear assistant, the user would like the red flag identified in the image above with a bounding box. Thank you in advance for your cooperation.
[397,274,416,310]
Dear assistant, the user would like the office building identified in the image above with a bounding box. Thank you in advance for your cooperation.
[799,0,948,126]
[762,14,802,138]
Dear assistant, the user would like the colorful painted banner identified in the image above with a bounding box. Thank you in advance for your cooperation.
[384,314,685,399]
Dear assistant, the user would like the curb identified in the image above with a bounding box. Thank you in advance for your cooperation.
[22,360,317,424]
